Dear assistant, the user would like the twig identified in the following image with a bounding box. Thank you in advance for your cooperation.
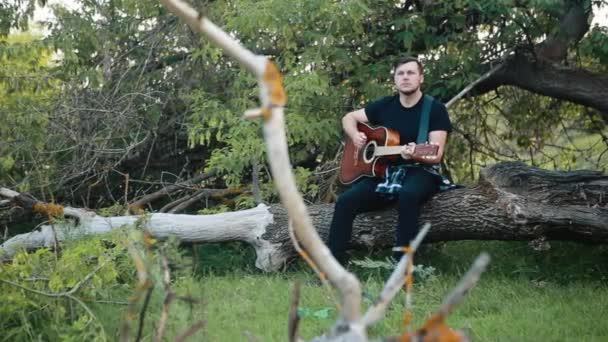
[395,253,490,341]
[135,287,154,342]
[140,133,157,179]
[159,192,190,212]
[168,188,244,213]
[362,223,431,327]
[125,173,130,208]
[91,299,129,305]
[175,320,206,342]
[155,254,174,342]
[437,252,490,318]
[251,158,262,204]
[288,281,301,342]
[445,63,504,108]
[287,220,339,308]
[167,190,210,213]
[129,170,217,211]
[50,221,60,262]
[121,241,153,342]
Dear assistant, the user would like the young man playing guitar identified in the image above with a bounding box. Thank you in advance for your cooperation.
[328,56,452,263]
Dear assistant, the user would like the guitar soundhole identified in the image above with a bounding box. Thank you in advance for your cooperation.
[363,141,377,163]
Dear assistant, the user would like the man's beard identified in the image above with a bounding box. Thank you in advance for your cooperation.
[398,85,420,96]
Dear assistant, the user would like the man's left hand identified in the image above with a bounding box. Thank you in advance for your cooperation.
[400,142,416,160]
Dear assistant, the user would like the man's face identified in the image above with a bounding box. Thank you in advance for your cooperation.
[394,61,423,95]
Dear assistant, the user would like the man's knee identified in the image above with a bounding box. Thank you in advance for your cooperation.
[334,193,360,213]
[397,189,426,205]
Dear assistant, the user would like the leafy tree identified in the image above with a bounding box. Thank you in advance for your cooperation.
[0,0,606,207]
[0,32,58,194]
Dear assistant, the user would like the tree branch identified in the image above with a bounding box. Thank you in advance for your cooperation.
[362,223,430,327]
[129,170,217,212]
[471,53,608,115]
[158,0,365,332]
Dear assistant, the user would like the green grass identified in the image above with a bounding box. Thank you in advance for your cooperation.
[174,241,608,341]
[86,240,608,341]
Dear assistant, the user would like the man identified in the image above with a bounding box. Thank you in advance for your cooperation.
[327,56,452,263]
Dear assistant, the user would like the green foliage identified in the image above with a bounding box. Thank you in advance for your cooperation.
[2,223,608,340]
[0,228,209,341]
[178,0,608,188]
[351,256,437,282]
[0,33,58,193]
[579,25,608,67]
[0,232,133,341]
[0,0,606,201]
[197,204,232,214]
[98,203,129,217]
[0,0,44,35]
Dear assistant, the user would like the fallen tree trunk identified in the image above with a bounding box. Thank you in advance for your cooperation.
[2,162,607,271]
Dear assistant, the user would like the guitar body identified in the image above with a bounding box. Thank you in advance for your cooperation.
[339,123,401,184]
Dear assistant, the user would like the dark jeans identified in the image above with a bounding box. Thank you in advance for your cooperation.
[327,167,438,261]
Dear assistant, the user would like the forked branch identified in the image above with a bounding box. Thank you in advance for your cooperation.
[362,223,431,327]
[158,0,363,329]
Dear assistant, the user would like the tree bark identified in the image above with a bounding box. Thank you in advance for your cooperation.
[467,2,608,118]
[471,53,608,116]
[2,162,607,271]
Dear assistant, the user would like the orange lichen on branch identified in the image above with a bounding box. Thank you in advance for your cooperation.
[143,230,158,249]
[402,246,415,329]
[401,314,466,342]
[297,249,327,282]
[262,60,287,110]
[32,202,64,219]
[291,235,340,309]
[261,107,273,120]
[128,203,146,215]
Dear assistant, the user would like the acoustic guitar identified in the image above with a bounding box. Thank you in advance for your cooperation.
[339,122,439,184]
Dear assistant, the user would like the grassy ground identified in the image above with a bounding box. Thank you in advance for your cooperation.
[178,240,608,341]
[86,240,608,341]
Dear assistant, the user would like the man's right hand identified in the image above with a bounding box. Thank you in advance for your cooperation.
[351,131,367,149]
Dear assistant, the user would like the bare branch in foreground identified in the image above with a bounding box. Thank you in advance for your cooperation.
[159,0,364,333]
[120,240,154,342]
[437,252,491,318]
[175,320,206,342]
[362,223,430,327]
[288,281,302,342]
[136,286,154,342]
[288,220,338,306]
[395,253,490,342]
[155,254,174,342]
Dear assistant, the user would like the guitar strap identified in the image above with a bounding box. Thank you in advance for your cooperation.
[415,94,433,144]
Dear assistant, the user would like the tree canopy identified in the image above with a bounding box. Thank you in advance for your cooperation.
[0,0,606,209]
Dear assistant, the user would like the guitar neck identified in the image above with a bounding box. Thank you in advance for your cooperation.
[375,146,403,156]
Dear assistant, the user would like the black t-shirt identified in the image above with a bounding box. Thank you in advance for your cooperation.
[364,94,452,144]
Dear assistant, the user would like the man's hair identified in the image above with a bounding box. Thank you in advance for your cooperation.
[393,56,423,74]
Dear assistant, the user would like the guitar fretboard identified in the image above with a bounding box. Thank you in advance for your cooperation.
[374,146,402,156]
